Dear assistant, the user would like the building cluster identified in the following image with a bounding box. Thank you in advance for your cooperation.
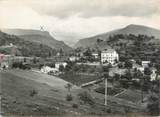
[40,62,67,75]
[69,48,119,65]
[1,45,159,82]
[40,48,119,75]
[0,53,36,70]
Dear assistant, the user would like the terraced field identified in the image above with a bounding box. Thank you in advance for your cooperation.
[116,89,143,103]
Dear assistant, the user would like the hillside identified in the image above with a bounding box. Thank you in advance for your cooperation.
[75,24,160,48]
[1,70,144,116]
[2,29,72,52]
[0,31,57,57]
[0,70,81,116]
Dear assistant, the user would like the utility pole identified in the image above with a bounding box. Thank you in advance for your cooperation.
[100,50,108,106]
[105,77,107,106]
[141,78,144,103]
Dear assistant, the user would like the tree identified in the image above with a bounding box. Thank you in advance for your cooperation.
[65,61,75,72]
[48,51,52,57]
[124,70,132,80]
[136,59,142,65]
[72,65,80,72]
[33,57,37,64]
[155,64,160,80]
[65,83,72,94]
[83,48,92,57]
[59,65,64,72]
[102,66,109,73]
[114,73,120,81]
[140,77,145,103]
[144,67,152,76]
[97,38,103,44]
[3,65,6,70]
[59,48,64,56]
[66,94,73,101]
[23,58,26,62]
[124,60,133,69]
[118,62,123,68]
[134,70,143,79]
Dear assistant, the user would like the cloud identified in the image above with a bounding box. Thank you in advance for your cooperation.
[0,6,44,29]
[0,0,159,18]
[16,0,160,18]
[0,0,160,46]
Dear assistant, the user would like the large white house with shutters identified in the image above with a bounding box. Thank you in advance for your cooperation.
[101,49,119,64]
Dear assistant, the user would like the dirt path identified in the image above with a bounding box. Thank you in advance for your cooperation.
[114,89,127,97]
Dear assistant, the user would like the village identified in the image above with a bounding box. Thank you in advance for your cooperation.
[1,42,160,115]
[0,43,159,82]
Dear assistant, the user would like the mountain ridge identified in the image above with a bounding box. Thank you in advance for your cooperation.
[0,31,58,57]
[2,28,72,52]
[74,24,160,48]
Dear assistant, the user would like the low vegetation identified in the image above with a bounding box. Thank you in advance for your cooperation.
[29,89,38,97]
[65,94,73,101]
[12,62,31,70]
[78,91,95,105]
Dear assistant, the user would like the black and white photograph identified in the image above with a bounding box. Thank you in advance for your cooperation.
[0,0,160,116]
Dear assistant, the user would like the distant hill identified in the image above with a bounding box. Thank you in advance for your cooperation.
[0,31,58,57]
[2,29,72,52]
[75,24,160,48]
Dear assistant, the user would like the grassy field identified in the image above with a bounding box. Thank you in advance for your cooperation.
[116,89,143,103]
[0,70,147,116]
[0,70,97,116]
[59,72,100,86]
[94,87,124,96]
[1,70,124,116]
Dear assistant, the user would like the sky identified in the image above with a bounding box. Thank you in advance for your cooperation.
[0,0,160,46]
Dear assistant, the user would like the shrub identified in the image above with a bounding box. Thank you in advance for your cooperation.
[78,91,95,105]
[72,103,78,108]
[66,94,73,101]
[29,89,38,97]
[107,108,111,113]
[12,62,31,70]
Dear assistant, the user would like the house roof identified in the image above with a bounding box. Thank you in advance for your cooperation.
[102,49,116,53]
[142,61,150,63]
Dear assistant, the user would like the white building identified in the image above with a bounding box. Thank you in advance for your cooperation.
[69,56,80,62]
[92,53,99,59]
[150,68,157,81]
[101,49,119,64]
[142,61,150,68]
[132,63,144,73]
[55,62,67,69]
[41,66,59,74]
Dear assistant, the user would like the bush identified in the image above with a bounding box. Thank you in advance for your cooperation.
[107,108,111,113]
[124,60,133,69]
[29,89,38,97]
[72,103,78,108]
[78,91,95,105]
[12,62,31,70]
[66,94,73,101]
